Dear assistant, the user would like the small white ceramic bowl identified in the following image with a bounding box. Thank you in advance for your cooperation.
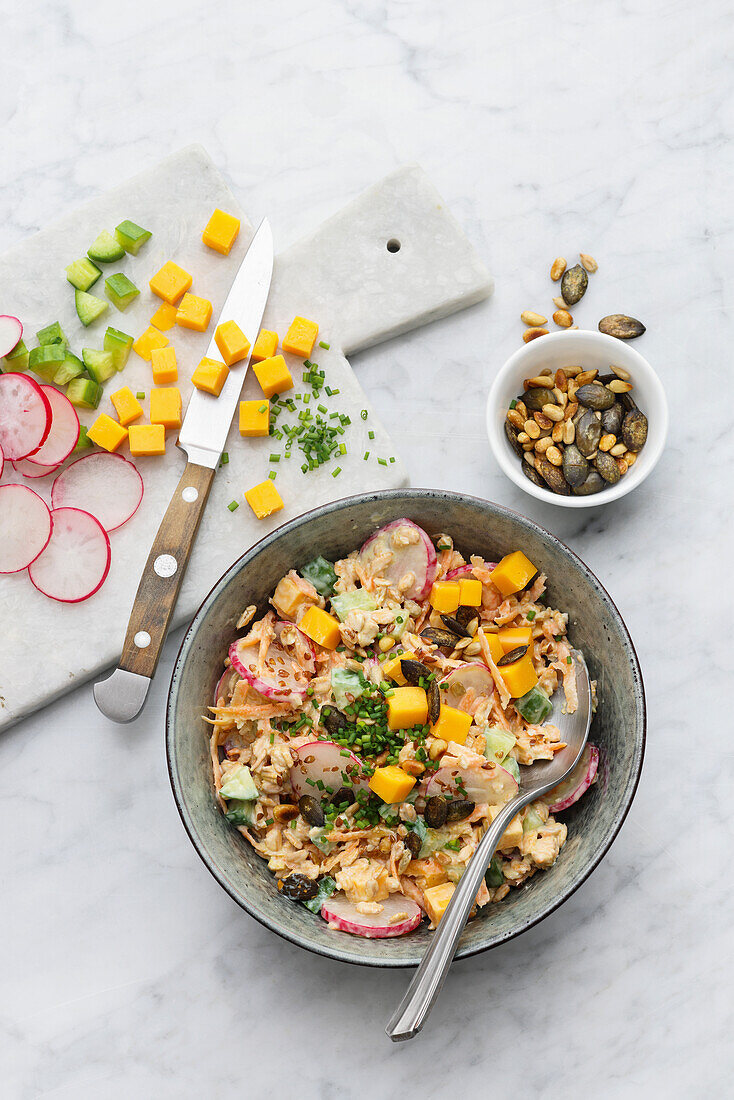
[487,329,668,508]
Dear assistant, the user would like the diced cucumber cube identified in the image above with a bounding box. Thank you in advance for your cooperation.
[54,351,85,387]
[72,425,93,453]
[66,257,102,291]
[36,321,69,348]
[103,326,134,371]
[66,376,102,409]
[29,344,66,382]
[224,800,257,827]
[82,348,116,384]
[105,273,140,312]
[75,289,109,327]
[485,857,504,888]
[3,339,29,372]
[87,230,125,264]
[484,728,516,765]
[115,220,151,256]
[219,764,258,802]
[515,686,553,725]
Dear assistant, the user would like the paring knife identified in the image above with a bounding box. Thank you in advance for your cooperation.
[93,219,274,723]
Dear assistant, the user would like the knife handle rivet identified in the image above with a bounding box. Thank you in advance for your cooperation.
[154,554,178,578]
[182,486,199,503]
[134,631,151,649]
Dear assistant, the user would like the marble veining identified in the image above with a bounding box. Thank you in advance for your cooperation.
[0,0,730,1096]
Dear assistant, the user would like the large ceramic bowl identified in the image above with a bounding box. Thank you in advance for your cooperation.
[167,489,645,967]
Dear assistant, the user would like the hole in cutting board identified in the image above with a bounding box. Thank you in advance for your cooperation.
[386,238,401,253]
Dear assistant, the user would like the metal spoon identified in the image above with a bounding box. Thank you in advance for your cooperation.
[386,651,593,1042]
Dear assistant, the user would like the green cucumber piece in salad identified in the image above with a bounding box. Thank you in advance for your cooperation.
[72,424,93,452]
[114,220,151,255]
[484,727,516,764]
[331,667,368,709]
[485,856,504,888]
[4,338,29,372]
[53,351,85,387]
[28,344,66,382]
[219,764,258,802]
[301,555,337,597]
[301,875,337,914]
[523,806,545,833]
[103,326,134,371]
[75,289,109,327]
[66,257,102,291]
[82,349,116,385]
[66,376,102,409]
[36,321,68,348]
[224,799,257,826]
[105,273,140,311]
[87,229,125,263]
[515,685,553,724]
[331,589,377,621]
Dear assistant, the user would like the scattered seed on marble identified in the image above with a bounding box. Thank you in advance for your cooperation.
[561,264,588,305]
[553,296,567,310]
[521,311,547,326]
[598,314,646,339]
[553,309,573,327]
[579,253,598,273]
[550,257,566,281]
[523,327,548,343]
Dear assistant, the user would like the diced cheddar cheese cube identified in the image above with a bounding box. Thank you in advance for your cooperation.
[150,346,178,384]
[484,631,504,665]
[192,357,229,397]
[202,208,241,255]
[176,293,212,332]
[498,626,533,653]
[251,329,278,362]
[133,326,169,362]
[272,575,313,620]
[214,320,250,367]
[423,881,455,925]
[109,386,143,427]
[429,580,460,613]
[282,315,319,358]
[128,423,166,457]
[252,354,293,398]
[150,387,182,430]
[243,479,285,521]
[149,261,192,305]
[87,414,128,453]
[239,399,270,437]
[459,577,482,606]
[387,686,428,731]
[497,814,523,852]
[382,650,416,685]
[430,704,472,746]
[408,859,450,889]
[298,606,341,649]
[498,650,538,698]
[369,765,416,805]
[489,551,538,597]
[150,302,178,332]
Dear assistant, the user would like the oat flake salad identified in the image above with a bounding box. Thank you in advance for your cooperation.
[206,519,599,939]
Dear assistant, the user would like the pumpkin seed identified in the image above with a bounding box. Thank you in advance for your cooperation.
[440,614,471,638]
[427,679,441,725]
[550,257,566,281]
[421,627,461,648]
[598,314,646,339]
[575,408,602,457]
[600,402,623,435]
[572,469,605,496]
[521,310,547,326]
[622,408,648,451]
[553,309,573,327]
[561,264,588,305]
[523,386,556,411]
[523,327,548,343]
[594,450,621,484]
[575,383,615,411]
[504,420,524,459]
[562,444,589,488]
[522,462,547,490]
[535,453,571,495]
[400,659,431,685]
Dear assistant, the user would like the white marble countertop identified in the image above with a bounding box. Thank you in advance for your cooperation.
[1,1,729,1096]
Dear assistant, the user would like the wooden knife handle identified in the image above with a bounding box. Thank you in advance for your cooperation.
[118,461,216,679]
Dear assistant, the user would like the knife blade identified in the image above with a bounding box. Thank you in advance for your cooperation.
[93,218,274,723]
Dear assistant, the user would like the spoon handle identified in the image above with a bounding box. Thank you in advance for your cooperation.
[385,795,526,1042]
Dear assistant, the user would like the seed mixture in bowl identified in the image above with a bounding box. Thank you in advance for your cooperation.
[206,519,598,939]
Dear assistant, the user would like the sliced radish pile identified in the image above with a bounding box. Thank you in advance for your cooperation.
[440,662,495,706]
[359,518,437,601]
[0,315,23,358]
[546,744,599,813]
[426,762,519,805]
[51,452,143,532]
[274,620,316,675]
[321,892,422,938]
[445,560,497,580]
[12,456,61,478]
[28,385,80,466]
[28,507,110,603]
[0,485,52,573]
[229,637,311,700]
[213,666,241,706]
[0,373,51,459]
[290,740,370,799]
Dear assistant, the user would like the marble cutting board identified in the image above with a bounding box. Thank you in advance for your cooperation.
[0,145,492,729]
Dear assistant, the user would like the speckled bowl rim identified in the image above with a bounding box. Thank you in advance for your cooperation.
[166,488,646,968]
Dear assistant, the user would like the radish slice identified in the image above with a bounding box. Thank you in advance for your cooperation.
[440,662,495,706]
[426,762,519,805]
[358,519,437,600]
[0,315,23,358]
[290,740,370,799]
[0,484,52,573]
[213,666,241,706]
[546,744,599,813]
[445,560,497,580]
[51,452,143,532]
[321,892,422,938]
[12,456,62,478]
[229,637,311,700]
[28,507,111,602]
[0,442,4,480]
[28,385,80,466]
[0,373,52,459]
[274,620,316,675]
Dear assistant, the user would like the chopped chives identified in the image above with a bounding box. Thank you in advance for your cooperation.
[319,340,330,349]
[268,471,277,480]
[136,391,145,400]
[269,453,280,462]
[566,655,573,664]
[526,610,536,621]
[325,386,333,396]
[510,399,517,409]
[360,409,368,420]
[389,456,395,463]
[378,457,387,466]
[368,430,375,440]
[332,466,342,477]
[258,404,267,413]
[338,443,346,455]
[227,500,239,511]
[363,451,370,460]
[317,404,327,414]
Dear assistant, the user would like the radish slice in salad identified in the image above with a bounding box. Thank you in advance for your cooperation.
[51,452,143,532]
[0,373,52,459]
[0,315,23,358]
[28,507,111,602]
[426,762,519,805]
[440,662,495,706]
[213,667,241,706]
[229,636,311,700]
[27,385,80,466]
[358,518,437,601]
[290,740,370,799]
[12,456,61,478]
[321,892,422,938]
[445,560,497,580]
[546,744,599,813]
[0,441,4,480]
[0,484,53,573]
